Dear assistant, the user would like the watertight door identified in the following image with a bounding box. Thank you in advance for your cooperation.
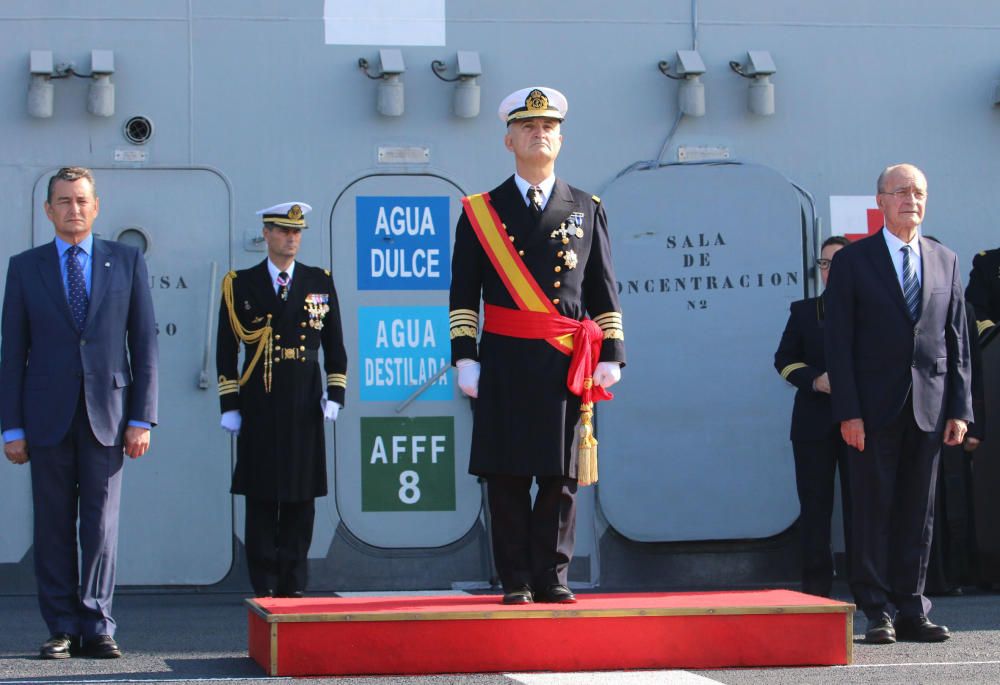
[29,168,234,584]
[325,174,481,549]
[597,163,804,542]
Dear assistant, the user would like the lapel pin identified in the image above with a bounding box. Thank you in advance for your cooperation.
[104,262,111,267]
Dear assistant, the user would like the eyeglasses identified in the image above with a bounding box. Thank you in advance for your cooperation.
[816,258,832,270]
[880,187,927,200]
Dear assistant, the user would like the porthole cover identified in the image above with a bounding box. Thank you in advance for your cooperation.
[123,116,154,145]
[115,227,150,255]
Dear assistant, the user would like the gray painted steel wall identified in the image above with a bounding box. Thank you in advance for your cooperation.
[1,1,997,591]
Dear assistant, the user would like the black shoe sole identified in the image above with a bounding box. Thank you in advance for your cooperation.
[40,651,72,660]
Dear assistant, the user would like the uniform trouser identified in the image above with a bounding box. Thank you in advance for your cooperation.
[848,398,940,621]
[244,497,315,596]
[486,475,577,592]
[30,395,123,639]
[792,435,852,597]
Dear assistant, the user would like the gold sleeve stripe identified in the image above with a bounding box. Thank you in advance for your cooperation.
[450,308,479,320]
[603,330,625,341]
[327,373,347,388]
[780,362,808,380]
[450,316,479,325]
[593,312,622,324]
[597,320,623,330]
[977,319,995,335]
[450,326,478,340]
[219,386,239,396]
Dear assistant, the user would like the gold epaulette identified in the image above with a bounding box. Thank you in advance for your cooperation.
[324,269,331,276]
[592,195,601,204]
[979,251,987,257]
[977,319,995,336]
[593,311,624,341]
[450,308,479,340]
[780,362,808,380]
[222,272,274,392]
[327,372,347,389]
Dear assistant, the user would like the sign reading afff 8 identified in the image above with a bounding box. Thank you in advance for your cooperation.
[361,417,456,512]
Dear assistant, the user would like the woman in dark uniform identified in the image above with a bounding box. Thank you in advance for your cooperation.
[774,235,850,597]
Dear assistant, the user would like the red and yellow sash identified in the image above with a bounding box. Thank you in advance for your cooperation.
[461,193,574,355]
[462,192,609,484]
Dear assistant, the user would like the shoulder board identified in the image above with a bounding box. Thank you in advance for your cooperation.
[324,269,331,276]
[592,195,601,204]
[980,251,987,257]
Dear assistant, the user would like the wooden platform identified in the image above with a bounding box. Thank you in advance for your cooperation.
[246,590,854,676]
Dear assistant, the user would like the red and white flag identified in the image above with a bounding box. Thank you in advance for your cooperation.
[829,196,884,242]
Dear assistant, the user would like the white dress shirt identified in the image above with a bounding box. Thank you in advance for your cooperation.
[881,226,922,290]
[267,259,296,294]
[514,173,556,211]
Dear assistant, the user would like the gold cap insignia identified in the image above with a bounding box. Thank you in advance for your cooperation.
[288,204,303,221]
[526,89,549,113]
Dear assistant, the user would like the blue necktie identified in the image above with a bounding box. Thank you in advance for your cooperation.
[66,244,89,329]
[901,245,920,320]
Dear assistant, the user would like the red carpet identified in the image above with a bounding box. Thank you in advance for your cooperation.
[247,590,854,676]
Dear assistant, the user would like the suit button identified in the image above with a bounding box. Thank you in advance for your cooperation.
[554,266,562,273]
[552,298,560,304]
[274,345,282,351]
[518,250,525,256]
[557,251,564,257]
[300,335,306,340]
[275,334,281,341]
[301,322,307,328]
[300,345,306,351]
[508,235,515,242]
[554,281,561,288]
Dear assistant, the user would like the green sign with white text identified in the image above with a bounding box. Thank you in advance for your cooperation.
[361,416,456,512]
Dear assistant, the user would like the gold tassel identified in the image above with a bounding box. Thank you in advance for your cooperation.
[577,380,599,486]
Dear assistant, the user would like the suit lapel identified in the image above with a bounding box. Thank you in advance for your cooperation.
[38,241,77,330]
[863,232,911,319]
[918,236,937,320]
[84,239,112,331]
[491,176,536,245]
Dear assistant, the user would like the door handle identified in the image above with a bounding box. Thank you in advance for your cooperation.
[198,261,219,389]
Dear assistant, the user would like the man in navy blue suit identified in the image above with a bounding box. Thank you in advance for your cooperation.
[825,163,972,644]
[1,167,158,659]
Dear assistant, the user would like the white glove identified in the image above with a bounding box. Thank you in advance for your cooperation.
[456,359,480,398]
[593,361,622,389]
[220,410,241,435]
[321,398,341,422]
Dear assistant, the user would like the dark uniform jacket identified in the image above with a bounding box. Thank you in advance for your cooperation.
[449,175,625,478]
[774,296,838,441]
[216,260,347,502]
[965,248,1000,331]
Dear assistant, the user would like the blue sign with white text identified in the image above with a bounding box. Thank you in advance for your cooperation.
[356,196,450,290]
[359,305,452,402]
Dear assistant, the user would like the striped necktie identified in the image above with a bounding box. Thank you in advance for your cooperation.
[901,245,920,320]
[66,244,89,330]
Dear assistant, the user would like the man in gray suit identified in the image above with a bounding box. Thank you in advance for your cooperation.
[1,167,158,659]
[825,163,972,644]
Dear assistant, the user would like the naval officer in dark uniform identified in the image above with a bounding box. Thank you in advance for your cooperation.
[216,202,347,598]
[965,247,1000,333]
[449,87,626,605]
[774,235,851,598]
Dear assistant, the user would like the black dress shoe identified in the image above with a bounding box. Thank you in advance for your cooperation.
[82,635,122,659]
[40,633,77,659]
[255,589,275,598]
[894,615,950,642]
[501,587,533,605]
[537,584,577,604]
[276,590,305,599]
[864,614,896,644]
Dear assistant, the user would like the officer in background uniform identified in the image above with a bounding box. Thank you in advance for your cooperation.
[216,202,347,598]
[450,87,626,605]
[965,248,1000,332]
[774,235,851,598]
